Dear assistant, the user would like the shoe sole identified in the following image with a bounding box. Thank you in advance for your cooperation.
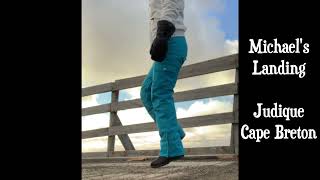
[150,155,184,168]
[151,161,170,168]
[169,155,184,161]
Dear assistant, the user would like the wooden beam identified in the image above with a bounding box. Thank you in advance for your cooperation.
[82,146,234,158]
[82,82,113,97]
[82,112,234,139]
[107,112,234,136]
[82,104,111,116]
[113,54,238,90]
[82,128,109,139]
[113,83,237,111]
[107,90,118,154]
[231,68,239,155]
[113,114,135,151]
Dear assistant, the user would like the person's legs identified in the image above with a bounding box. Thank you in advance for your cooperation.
[151,36,188,157]
[140,58,186,140]
[140,64,156,121]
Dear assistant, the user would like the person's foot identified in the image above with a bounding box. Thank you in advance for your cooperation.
[169,155,184,161]
[150,155,184,168]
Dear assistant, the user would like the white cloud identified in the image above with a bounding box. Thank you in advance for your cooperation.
[176,97,233,118]
[224,39,239,55]
[82,136,108,152]
[82,94,99,108]
[82,113,110,131]
[82,94,110,131]
[176,97,233,148]
[118,107,154,125]
[122,87,141,100]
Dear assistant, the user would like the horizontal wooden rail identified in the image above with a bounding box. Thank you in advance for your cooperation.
[81,54,238,97]
[114,54,237,90]
[82,104,111,117]
[82,112,234,139]
[82,146,234,158]
[82,83,237,116]
[82,82,113,97]
[114,83,237,112]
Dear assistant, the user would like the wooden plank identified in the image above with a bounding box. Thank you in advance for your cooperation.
[113,99,142,112]
[178,54,238,80]
[82,128,109,139]
[174,83,237,102]
[82,82,113,97]
[113,54,238,90]
[233,67,239,123]
[108,112,234,136]
[230,68,239,154]
[114,83,237,111]
[82,104,111,116]
[81,112,234,139]
[180,112,234,128]
[107,90,119,154]
[106,146,233,157]
[114,75,146,91]
[108,122,156,136]
[113,114,135,151]
[82,154,238,163]
[82,152,108,159]
[232,124,239,155]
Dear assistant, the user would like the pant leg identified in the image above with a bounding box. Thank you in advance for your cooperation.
[151,36,188,157]
[140,63,185,139]
[140,64,156,121]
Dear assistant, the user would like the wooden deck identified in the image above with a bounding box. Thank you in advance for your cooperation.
[82,155,238,180]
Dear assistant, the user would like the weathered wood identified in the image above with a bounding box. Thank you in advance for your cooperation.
[114,54,238,90]
[82,112,234,139]
[82,152,108,159]
[82,83,237,115]
[82,128,109,139]
[114,76,146,91]
[174,83,237,102]
[230,68,239,154]
[107,90,119,154]
[108,112,234,136]
[178,54,238,80]
[113,114,135,151]
[82,82,113,97]
[82,146,234,158]
[82,154,237,163]
[233,67,239,123]
[232,124,239,155]
[109,146,233,157]
[82,104,111,116]
[113,83,237,111]
[111,99,142,112]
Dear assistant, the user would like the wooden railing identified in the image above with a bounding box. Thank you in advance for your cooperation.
[82,54,238,158]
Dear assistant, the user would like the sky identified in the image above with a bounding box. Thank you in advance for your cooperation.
[82,0,238,152]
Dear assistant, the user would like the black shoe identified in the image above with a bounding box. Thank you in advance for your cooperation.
[150,155,184,168]
[169,155,184,161]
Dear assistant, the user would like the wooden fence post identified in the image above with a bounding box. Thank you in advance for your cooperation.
[107,87,118,157]
[230,61,239,155]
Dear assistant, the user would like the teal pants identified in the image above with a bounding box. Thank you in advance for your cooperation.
[140,36,188,157]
